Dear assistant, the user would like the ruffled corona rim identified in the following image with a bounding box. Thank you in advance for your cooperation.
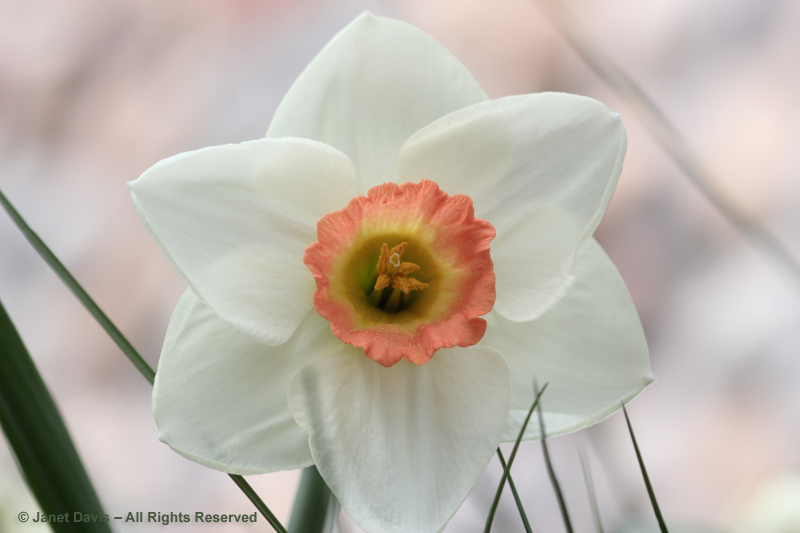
[304,180,496,366]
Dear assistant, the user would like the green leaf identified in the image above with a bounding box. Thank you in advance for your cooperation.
[536,381,573,533]
[484,383,548,533]
[230,475,288,533]
[1,187,288,532]
[0,188,154,384]
[289,466,332,533]
[623,404,669,533]
[0,296,111,532]
[496,448,533,533]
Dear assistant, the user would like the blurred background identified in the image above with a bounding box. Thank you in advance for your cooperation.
[1,0,799,531]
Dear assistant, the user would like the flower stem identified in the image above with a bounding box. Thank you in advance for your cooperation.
[289,466,332,533]
[323,492,341,533]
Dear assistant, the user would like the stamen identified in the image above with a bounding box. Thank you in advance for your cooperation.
[376,287,394,310]
[373,242,429,296]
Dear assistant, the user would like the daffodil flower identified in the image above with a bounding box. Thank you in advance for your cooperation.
[130,13,653,533]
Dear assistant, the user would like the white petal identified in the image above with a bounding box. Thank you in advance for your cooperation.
[153,289,341,474]
[479,239,652,442]
[266,12,488,191]
[129,137,357,345]
[288,347,510,533]
[398,92,627,321]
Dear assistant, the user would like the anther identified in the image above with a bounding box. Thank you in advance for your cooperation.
[374,242,429,296]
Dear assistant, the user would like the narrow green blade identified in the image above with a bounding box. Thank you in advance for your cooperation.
[0,297,111,532]
[0,188,154,384]
[536,382,573,533]
[230,474,288,533]
[623,404,669,533]
[497,448,533,533]
[484,383,548,533]
[579,446,605,533]
[289,466,332,533]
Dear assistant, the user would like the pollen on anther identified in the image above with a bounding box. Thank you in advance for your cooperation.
[374,242,428,295]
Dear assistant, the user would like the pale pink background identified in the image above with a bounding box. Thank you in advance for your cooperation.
[1,0,799,532]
